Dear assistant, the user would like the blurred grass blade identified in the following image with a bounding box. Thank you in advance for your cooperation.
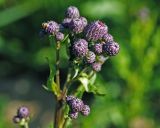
[81,0,125,19]
[0,0,43,28]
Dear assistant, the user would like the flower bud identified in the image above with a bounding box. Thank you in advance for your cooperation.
[92,62,102,72]
[42,21,59,35]
[103,41,120,56]
[17,106,29,118]
[66,95,75,103]
[81,105,90,116]
[84,21,108,41]
[70,18,84,34]
[65,6,80,18]
[69,111,79,119]
[93,43,103,54]
[55,32,64,41]
[69,98,84,112]
[80,16,88,27]
[103,33,114,42]
[72,39,88,57]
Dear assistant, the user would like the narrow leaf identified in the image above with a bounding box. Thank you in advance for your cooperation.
[79,77,89,92]
[88,84,106,96]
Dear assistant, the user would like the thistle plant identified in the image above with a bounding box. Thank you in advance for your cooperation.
[13,6,120,128]
[13,106,30,128]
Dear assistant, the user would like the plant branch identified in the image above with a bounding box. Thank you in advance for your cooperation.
[56,41,61,90]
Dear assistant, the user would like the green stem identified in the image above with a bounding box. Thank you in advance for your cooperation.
[54,41,63,128]
[56,41,60,90]
[63,67,88,96]
[20,122,29,128]
[49,35,70,128]
[62,117,70,128]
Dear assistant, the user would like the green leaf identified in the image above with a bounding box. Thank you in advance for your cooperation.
[88,84,106,96]
[72,68,79,79]
[42,84,50,91]
[45,57,61,97]
[62,34,69,43]
[89,73,97,85]
[78,77,89,92]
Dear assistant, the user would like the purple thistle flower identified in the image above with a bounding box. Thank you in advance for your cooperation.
[55,32,64,41]
[66,95,75,103]
[69,111,79,119]
[92,62,102,72]
[62,18,72,28]
[80,16,88,27]
[103,33,114,42]
[85,51,96,64]
[93,43,103,54]
[84,21,108,41]
[17,106,29,118]
[70,18,85,34]
[81,105,90,116]
[72,39,88,57]
[65,6,80,19]
[42,21,59,35]
[69,98,84,112]
[103,41,120,56]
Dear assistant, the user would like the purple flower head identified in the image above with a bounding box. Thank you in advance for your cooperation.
[84,21,108,41]
[69,111,79,119]
[81,105,90,116]
[93,43,103,54]
[69,98,84,112]
[103,41,120,56]
[66,95,76,104]
[65,6,80,19]
[85,51,96,64]
[42,21,59,35]
[62,18,72,28]
[80,16,88,27]
[55,32,64,41]
[103,33,114,42]
[17,106,29,118]
[70,18,85,34]
[92,62,102,72]
[72,39,88,57]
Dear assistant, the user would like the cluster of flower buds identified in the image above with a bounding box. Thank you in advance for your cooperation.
[66,95,90,119]
[40,6,120,72]
[13,106,30,124]
[41,21,64,41]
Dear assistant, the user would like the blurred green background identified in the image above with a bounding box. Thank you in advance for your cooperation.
[0,0,160,128]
